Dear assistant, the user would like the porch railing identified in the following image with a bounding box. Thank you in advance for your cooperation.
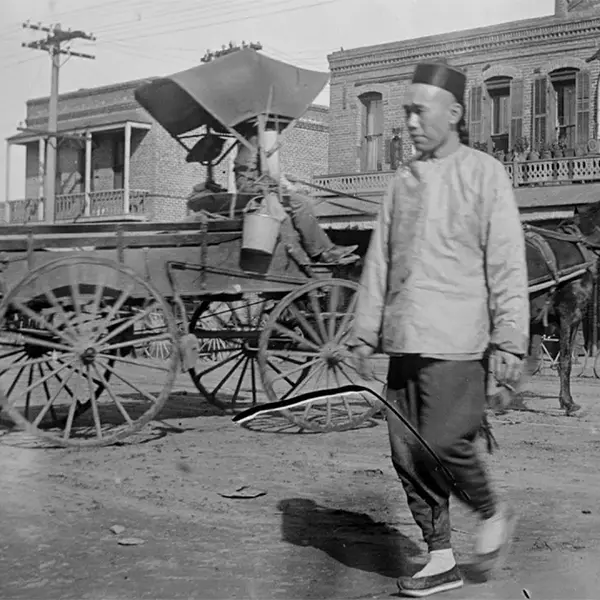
[313,154,600,197]
[6,189,150,224]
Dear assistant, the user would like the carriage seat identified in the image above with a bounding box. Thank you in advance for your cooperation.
[187,190,292,217]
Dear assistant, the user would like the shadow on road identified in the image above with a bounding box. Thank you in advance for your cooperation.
[277,498,421,579]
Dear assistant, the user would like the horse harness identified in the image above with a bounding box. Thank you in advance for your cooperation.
[523,223,594,328]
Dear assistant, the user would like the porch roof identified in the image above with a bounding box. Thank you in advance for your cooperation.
[6,108,153,145]
[313,182,600,228]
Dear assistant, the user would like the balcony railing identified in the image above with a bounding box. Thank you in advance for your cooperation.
[313,154,600,197]
[6,189,150,224]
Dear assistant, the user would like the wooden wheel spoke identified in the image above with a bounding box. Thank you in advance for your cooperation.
[67,265,83,321]
[8,357,76,407]
[43,287,79,341]
[266,359,300,389]
[2,354,74,375]
[328,284,341,341]
[91,283,135,343]
[196,350,243,377]
[32,362,74,427]
[333,364,354,420]
[286,303,324,347]
[0,351,28,377]
[100,332,172,354]
[307,290,328,342]
[11,333,73,354]
[289,361,326,405]
[332,293,358,344]
[10,298,75,347]
[96,358,160,405]
[270,355,322,383]
[5,365,26,397]
[24,364,35,420]
[265,349,318,361]
[95,352,172,373]
[98,302,160,348]
[230,356,250,408]
[272,323,321,352]
[85,366,103,439]
[89,272,108,319]
[91,363,134,425]
[0,348,28,361]
[250,358,257,406]
[340,358,385,385]
[63,373,80,441]
[212,354,246,397]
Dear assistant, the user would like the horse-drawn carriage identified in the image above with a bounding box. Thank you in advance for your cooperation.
[0,50,382,447]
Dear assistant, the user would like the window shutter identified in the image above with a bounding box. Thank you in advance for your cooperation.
[532,76,547,150]
[468,85,483,147]
[547,80,558,144]
[510,78,524,147]
[576,69,591,145]
[481,85,492,150]
[384,137,391,164]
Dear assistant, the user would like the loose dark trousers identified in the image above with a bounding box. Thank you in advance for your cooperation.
[386,355,496,551]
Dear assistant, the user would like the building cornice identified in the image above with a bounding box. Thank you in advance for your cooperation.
[27,102,142,125]
[329,15,600,75]
[27,78,156,106]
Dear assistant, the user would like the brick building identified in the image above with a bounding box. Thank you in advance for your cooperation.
[313,0,600,229]
[5,77,329,223]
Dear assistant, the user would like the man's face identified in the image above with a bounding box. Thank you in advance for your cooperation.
[403,83,460,154]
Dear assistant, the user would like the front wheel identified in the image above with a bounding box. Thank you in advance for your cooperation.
[257,279,387,432]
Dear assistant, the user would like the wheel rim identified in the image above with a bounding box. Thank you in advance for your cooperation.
[0,257,180,447]
[188,294,283,411]
[258,279,386,432]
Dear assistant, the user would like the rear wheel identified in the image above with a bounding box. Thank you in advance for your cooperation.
[0,257,180,447]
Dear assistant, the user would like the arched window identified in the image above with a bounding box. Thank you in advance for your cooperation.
[469,75,524,153]
[359,92,383,172]
[532,67,590,151]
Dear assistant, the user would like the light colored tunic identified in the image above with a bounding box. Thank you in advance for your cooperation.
[351,144,529,360]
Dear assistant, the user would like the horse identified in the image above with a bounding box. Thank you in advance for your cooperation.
[512,202,600,416]
[335,200,600,418]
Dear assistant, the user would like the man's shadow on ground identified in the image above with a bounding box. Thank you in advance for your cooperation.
[277,498,489,589]
[277,498,420,580]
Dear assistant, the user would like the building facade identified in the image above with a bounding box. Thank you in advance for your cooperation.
[5,77,329,223]
[313,0,600,228]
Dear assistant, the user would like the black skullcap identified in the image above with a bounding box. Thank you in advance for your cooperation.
[411,61,466,102]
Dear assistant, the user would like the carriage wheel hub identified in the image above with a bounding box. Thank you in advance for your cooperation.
[80,347,96,365]
[322,343,344,366]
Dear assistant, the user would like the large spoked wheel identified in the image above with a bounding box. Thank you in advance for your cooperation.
[0,257,180,447]
[187,294,283,411]
[258,279,387,432]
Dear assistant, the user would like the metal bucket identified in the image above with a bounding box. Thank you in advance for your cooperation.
[240,211,281,274]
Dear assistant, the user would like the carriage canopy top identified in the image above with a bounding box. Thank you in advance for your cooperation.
[133,49,329,137]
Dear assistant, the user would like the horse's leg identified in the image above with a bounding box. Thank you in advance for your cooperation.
[557,316,582,416]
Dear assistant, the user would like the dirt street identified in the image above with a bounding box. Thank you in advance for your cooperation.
[2,371,600,600]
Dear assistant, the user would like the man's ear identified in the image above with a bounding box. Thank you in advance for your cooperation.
[449,102,463,126]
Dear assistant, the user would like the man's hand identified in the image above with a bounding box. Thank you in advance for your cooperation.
[490,348,524,387]
[350,344,376,381]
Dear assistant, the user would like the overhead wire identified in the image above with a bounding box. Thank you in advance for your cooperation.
[91,0,254,36]
[101,0,345,44]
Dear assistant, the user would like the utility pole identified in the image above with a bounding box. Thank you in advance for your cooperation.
[21,21,96,223]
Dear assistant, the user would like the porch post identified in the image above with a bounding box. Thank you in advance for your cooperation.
[123,122,131,214]
[38,138,46,221]
[84,131,92,216]
[4,141,11,223]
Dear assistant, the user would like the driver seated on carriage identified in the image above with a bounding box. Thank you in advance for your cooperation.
[232,121,358,265]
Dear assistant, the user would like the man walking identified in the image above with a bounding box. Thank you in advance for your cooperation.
[350,60,529,597]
